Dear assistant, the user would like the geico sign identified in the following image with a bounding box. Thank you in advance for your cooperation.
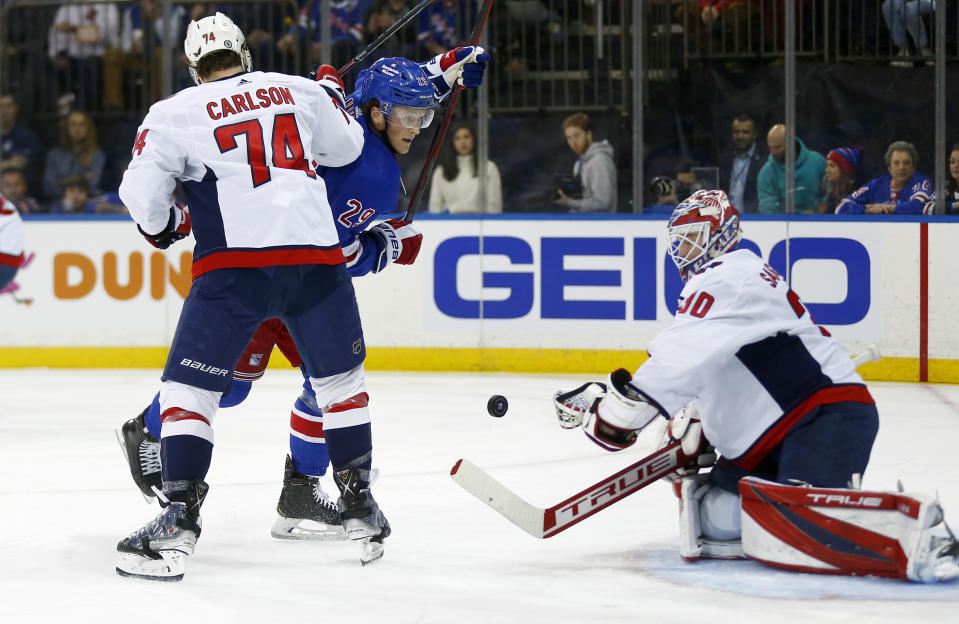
[433,236,870,325]
[53,251,193,300]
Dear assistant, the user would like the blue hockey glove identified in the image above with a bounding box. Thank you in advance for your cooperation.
[420,46,489,101]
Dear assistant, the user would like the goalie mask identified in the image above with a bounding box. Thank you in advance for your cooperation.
[184,12,252,85]
[667,189,742,282]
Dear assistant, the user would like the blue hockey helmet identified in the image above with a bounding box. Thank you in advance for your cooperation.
[355,57,435,128]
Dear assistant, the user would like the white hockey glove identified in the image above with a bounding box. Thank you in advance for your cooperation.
[369,218,423,273]
[657,402,717,481]
[420,46,489,101]
[556,369,661,452]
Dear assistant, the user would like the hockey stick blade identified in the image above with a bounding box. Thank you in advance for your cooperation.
[451,441,694,539]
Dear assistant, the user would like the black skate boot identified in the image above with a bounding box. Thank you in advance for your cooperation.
[333,462,391,565]
[270,455,345,541]
[116,480,207,582]
[116,407,161,503]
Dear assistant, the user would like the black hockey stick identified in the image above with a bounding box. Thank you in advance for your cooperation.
[404,0,496,221]
[336,0,439,76]
[451,441,694,539]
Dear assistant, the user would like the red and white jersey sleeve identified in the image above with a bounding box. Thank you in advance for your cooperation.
[119,71,364,277]
[0,194,24,265]
[631,249,870,465]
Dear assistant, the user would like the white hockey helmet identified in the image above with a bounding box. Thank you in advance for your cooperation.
[183,12,252,85]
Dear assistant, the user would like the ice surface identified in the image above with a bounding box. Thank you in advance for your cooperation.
[1,370,957,622]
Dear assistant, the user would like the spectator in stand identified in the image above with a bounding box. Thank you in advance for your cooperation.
[234,1,299,73]
[757,123,826,214]
[882,0,935,66]
[43,110,106,201]
[674,0,754,55]
[940,143,959,214]
[0,93,46,197]
[118,0,188,103]
[718,112,764,213]
[49,174,98,213]
[277,1,371,69]
[364,0,417,62]
[554,112,617,212]
[819,147,862,213]
[836,140,933,215]
[646,176,680,215]
[1,169,42,215]
[418,0,460,56]
[47,1,122,109]
[428,122,502,214]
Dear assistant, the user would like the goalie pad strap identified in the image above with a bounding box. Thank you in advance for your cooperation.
[738,477,941,581]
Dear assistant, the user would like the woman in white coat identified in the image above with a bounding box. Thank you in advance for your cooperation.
[429,122,502,214]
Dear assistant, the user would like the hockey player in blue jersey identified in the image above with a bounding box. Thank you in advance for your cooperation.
[116,46,489,554]
[835,140,934,215]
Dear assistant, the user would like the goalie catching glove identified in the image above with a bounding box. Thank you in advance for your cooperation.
[138,203,191,249]
[553,369,662,452]
[420,46,489,101]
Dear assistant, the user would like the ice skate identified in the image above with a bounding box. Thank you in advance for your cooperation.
[116,480,207,582]
[270,455,346,541]
[116,408,161,503]
[333,465,391,565]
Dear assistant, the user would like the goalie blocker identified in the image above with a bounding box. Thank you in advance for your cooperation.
[738,477,959,583]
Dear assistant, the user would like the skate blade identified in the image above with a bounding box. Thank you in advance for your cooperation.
[360,538,384,566]
[270,517,347,542]
[116,551,185,582]
[114,427,156,505]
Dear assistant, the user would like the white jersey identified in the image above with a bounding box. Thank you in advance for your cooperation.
[119,70,364,278]
[0,194,24,266]
[631,249,872,468]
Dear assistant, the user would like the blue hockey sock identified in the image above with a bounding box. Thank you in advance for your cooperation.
[160,434,213,484]
[144,393,162,437]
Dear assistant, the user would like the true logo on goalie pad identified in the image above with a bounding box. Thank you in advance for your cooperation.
[738,477,930,580]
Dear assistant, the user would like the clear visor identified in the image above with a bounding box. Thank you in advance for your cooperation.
[386,105,434,129]
[666,221,709,272]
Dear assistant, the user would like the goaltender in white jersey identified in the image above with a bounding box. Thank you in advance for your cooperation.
[120,59,363,277]
[555,189,959,583]
[634,246,868,465]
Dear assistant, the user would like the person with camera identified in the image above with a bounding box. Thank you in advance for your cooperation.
[553,112,617,212]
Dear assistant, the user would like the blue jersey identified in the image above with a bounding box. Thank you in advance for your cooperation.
[836,172,933,215]
[318,115,403,277]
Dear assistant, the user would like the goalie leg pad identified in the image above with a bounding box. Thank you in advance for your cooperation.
[739,476,959,582]
[678,475,745,562]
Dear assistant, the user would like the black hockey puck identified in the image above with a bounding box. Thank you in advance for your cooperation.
[487,394,508,418]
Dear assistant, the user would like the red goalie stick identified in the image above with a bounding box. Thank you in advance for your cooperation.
[451,344,882,539]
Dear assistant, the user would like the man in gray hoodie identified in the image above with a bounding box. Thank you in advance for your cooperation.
[555,112,618,212]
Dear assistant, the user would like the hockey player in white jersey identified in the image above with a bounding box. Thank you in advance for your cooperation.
[555,189,959,582]
[0,193,25,292]
[114,12,391,581]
